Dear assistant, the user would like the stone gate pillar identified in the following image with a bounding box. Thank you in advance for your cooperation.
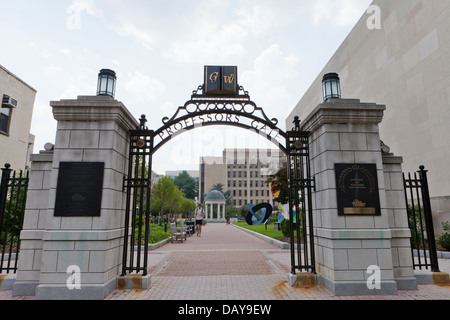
[13,95,138,299]
[301,98,416,295]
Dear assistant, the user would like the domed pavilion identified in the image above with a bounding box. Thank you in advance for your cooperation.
[204,190,226,222]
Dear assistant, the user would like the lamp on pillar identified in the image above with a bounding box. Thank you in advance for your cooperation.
[97,69,117,98]
[322,73,341,101]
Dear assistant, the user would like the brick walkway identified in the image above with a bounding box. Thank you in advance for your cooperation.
[1,223,450,300]
[106,223,450,300]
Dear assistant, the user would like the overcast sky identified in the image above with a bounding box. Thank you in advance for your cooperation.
[0,0,373,174]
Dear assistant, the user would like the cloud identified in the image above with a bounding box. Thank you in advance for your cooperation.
[66,0,100,30]
[124,71,165,102]
[236,6,277,36]
[311,0,368,27]
[241,44,302,126]
[67,0,99,16]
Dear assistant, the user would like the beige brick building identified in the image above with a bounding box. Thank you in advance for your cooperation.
[287,0,450,232]
[199,148,286,207]
[0,65,36,169]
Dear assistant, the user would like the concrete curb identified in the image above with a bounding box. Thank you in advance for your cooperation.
[413,249,450,260]
[231,224,292,249]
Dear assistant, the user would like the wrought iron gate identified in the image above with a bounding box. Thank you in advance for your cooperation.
[286,117,315,274]
[403,165,440,272]
[121,66,315,276]
[121,117,153,276]
[0,164,29,274]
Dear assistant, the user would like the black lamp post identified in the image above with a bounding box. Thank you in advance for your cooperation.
[322,73,341,101]
[97,69,117,98]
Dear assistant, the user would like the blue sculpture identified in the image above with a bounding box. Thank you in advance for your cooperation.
[245,203,273,225]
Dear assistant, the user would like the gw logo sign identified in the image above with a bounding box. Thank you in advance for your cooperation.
[204,66,238,95]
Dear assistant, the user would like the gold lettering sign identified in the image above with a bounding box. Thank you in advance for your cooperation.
[204,66,238,95]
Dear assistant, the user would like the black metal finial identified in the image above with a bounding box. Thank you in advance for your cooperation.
[293,116,301,131]
[4,163,11,169]
[138,115,148,130]
[419,165,425,171]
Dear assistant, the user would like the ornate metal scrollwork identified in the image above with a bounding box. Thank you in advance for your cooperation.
[161,84,280,128]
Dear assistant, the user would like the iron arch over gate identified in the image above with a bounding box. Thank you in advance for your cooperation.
[121,66,315,277]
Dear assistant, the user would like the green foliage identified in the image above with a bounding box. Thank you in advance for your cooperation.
[408,207,424,249]
[438,221,450,251]
[265,166,288,204]
[280,218,290,237]
[173,171,198,200]
[0,177,27,249]
[134,223,171,245]
[233,221,284,240]
[225,205,240,217]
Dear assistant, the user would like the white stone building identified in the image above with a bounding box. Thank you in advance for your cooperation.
[287,0,450,232]
[0,65,36,169]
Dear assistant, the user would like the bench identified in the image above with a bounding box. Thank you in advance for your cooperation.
[170,223,187,243]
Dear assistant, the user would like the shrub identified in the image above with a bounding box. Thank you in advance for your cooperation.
[280,219,290,237]
[438,222,450,251]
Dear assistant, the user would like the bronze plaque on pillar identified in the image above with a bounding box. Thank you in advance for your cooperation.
[335,163,381,216]
[54,162,104,217]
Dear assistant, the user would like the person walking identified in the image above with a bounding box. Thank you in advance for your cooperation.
[195,203,205,236]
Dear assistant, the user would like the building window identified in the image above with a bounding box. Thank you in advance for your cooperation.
[239,190,242,196]
[244,190,247,196]
[0,107,11,134]
[256,190,259,196]
[0,96,16,135]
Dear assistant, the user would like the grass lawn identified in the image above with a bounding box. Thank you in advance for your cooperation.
[135,223,171,245]
[233,221,285,240]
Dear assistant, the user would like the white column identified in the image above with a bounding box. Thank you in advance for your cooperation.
[222,203,226,220]
[205,203,208,220]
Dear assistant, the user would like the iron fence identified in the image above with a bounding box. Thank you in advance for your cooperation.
[0,163,29,274]
[403,165,440,272]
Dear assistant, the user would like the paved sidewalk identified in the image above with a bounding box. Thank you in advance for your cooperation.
[106,223,450,300]
[1,223,450,300]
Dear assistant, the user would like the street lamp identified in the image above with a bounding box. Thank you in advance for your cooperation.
[97,69,117,98]
[322,72,341,101]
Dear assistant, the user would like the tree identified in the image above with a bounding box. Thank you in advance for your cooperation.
[150,175,197,220]
[265,166,289,204]
[150,176,178,218]
[173,171,198,200]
